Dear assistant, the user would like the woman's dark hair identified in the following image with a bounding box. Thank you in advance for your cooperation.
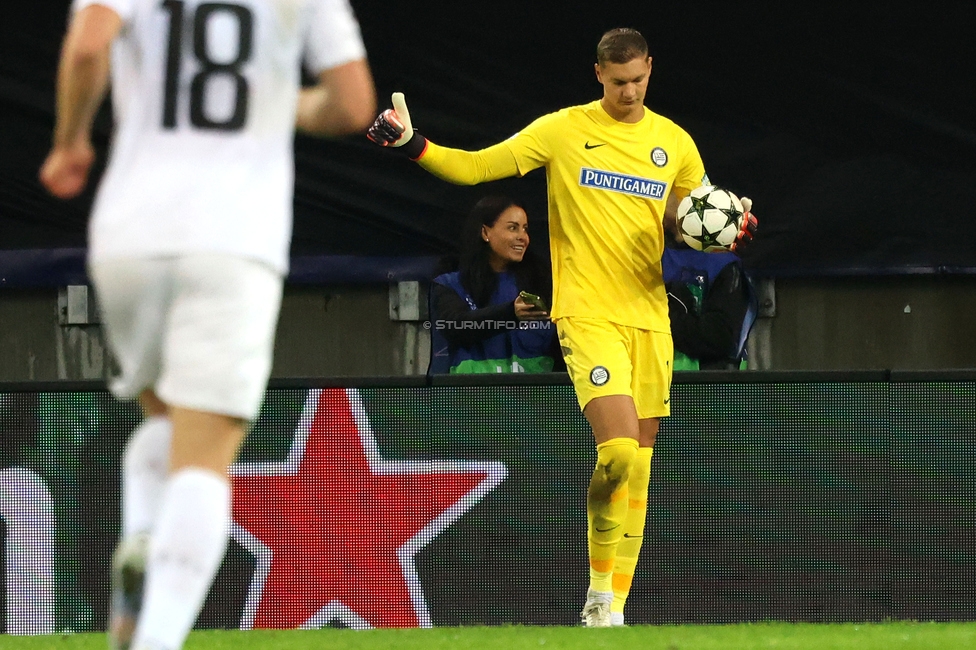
[458,196,549,308]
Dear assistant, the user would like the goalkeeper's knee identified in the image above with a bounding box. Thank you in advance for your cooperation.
[589,439,639,500]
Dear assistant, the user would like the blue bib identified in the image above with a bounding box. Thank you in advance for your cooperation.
[431,271,556,374]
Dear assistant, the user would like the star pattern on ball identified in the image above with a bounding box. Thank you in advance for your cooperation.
[690,194,709,216]
[719,206,742,227]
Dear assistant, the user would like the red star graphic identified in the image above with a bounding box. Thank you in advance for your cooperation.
[229,388,506,629]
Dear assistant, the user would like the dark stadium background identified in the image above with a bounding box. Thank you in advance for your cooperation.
[1,2,973,274]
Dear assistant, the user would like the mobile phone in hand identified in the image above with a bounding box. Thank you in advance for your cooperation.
[519,291,548,312]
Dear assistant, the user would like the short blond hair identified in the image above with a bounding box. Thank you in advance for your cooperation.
[596,28,648,65]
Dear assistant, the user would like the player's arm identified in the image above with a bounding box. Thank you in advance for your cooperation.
[39,4,122,199]
[432,283,519,347]
[296,58,377,136]
[298,0,375,136]
[418,141,522,186]
[367,93,522,185]
[663,186,693,241]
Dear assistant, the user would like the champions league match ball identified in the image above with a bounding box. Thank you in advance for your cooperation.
[676,185,744,252]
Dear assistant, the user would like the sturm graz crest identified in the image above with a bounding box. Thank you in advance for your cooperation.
[650,147,668,167]
[589,366,610,386]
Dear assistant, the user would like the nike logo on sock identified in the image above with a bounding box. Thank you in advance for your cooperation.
[595,524,620,532]
[584,142,607,149]
[623,533,643,539]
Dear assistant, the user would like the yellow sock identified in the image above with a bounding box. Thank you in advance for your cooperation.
[611,446,653,614]
[587,438,639,593]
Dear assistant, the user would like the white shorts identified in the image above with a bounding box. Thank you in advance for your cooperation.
[89,254,284,420]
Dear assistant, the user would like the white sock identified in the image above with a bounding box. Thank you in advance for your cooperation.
[122,416,172,537]
[132,468,230,650]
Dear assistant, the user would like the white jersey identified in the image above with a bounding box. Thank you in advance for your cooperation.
[75,0,367,273]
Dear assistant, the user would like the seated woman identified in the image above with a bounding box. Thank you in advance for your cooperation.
[429,196,559,373]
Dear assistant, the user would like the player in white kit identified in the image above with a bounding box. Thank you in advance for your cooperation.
[40,1,375,648]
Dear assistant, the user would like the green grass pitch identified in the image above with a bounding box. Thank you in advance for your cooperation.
[2,623,975,650]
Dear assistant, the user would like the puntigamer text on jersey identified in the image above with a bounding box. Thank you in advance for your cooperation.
[578,168,668,200]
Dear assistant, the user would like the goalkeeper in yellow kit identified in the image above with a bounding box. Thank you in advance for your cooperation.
[368,28,757,626]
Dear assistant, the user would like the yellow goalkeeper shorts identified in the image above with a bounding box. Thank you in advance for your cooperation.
[556,317,673,420]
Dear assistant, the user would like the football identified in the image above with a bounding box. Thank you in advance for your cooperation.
[676,185,744,252]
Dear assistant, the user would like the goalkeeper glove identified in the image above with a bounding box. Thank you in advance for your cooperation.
[366,92,429,160]
[730,196,758,253]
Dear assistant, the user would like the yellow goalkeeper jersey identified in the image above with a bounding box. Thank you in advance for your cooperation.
[418,100,706,331]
